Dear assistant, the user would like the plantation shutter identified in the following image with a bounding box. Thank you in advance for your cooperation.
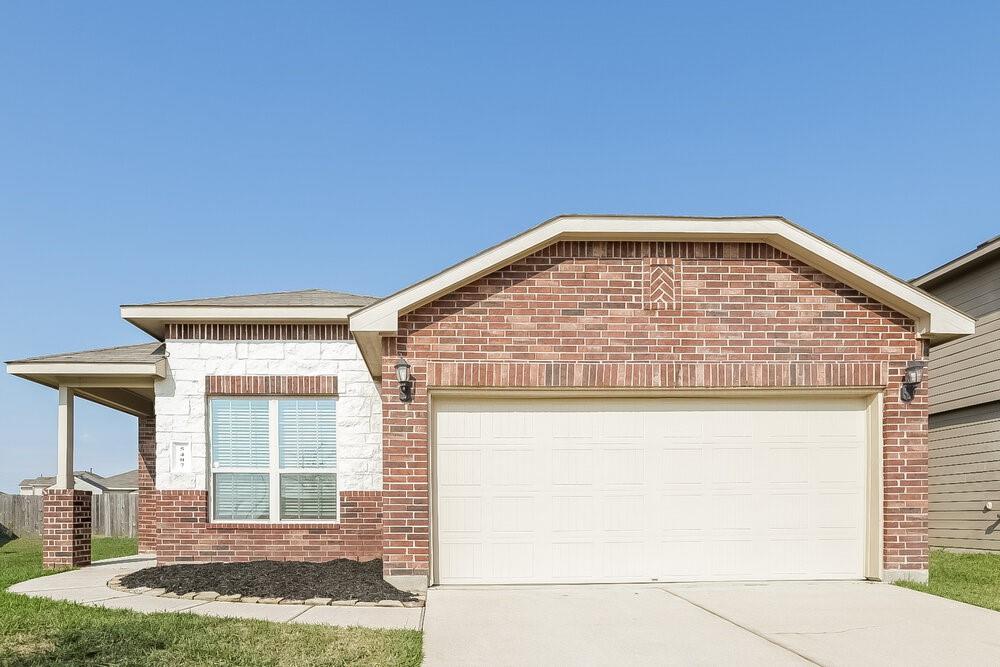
[213,473,270,520]
[280,473,338,520]
[278,399,337,468]
[211,399,270,467]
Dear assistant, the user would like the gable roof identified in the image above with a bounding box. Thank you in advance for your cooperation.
[349,214,975,377]
[912,235,1000,289]
[121,289,379,339]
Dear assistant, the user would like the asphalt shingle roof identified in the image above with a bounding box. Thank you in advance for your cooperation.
[8,342,165,365]
[132,289,378,308]
[19,470,126,491]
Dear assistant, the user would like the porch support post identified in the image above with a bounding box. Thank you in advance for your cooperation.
[43,386,91,568]
[56,386,74,489]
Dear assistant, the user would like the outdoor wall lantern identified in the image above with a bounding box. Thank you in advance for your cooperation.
[395,357,414,403]
[900,359,927,403]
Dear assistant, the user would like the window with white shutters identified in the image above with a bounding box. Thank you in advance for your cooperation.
[209,397,338,522]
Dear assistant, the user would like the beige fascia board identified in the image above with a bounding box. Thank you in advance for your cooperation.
[6,361,165,378]
[121,305,359,339]
[912,237,1000,287]
[349,216,974,344]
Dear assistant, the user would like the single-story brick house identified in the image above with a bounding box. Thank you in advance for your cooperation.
[7,215,974,589]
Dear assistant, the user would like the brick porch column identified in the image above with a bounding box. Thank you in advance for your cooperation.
[137,415,157,553]
[42,488,92,568]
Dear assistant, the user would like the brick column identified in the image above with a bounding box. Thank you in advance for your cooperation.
[42,489,92,568]
[137,415,157,554]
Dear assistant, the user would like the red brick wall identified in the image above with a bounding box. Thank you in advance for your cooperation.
[380,240,928,578]
[154,490,382,563]
[137,415,157,553]
[42,489,92,568]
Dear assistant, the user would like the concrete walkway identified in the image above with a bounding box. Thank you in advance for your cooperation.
[423,581,1000,666]
[8,555,422,630]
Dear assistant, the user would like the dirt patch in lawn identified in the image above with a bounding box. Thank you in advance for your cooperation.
[119,558,416,602]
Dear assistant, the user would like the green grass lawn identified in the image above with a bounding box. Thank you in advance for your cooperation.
[896,549,1000,611]
[0,537,422,666]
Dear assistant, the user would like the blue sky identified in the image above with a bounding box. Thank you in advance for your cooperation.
[1,2,998,492]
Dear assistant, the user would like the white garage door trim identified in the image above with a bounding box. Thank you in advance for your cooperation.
[430,390,883,585]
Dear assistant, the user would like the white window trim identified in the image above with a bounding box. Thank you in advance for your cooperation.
[208,396,340,525]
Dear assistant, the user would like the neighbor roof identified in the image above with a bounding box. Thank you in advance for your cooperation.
[912,235,1000,288]
[20,471,110,490]
[349,214,976,377]
[98,469,138,490]
[121,289,379,339]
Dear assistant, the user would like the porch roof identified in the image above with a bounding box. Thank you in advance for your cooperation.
[6,342,165,416]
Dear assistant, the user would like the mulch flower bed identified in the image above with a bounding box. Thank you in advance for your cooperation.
[119,558,417,603]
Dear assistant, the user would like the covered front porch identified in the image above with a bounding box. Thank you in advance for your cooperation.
[6,343,165,568]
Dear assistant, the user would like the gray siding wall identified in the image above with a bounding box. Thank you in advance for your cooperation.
[929,401,1000,552]
[927,310,1000,414]
[925,256,1000,318]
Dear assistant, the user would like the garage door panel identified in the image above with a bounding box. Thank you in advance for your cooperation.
[439,496,483,533]
[551,449,594,485]
[816,447,864,483]
[766,448,811,484]
[709,540,757,578]
[604,541,646,578]
[437,449,483,487]
[767,493,809,530]
[436,396,868,584]
[659,540,707,579]
[439,542,485,581]
[490,496,535,533]
[603,495,645,532]
[488,448,536,487]
[711,448,754,484]
[662,448,706,484]
[551,495,595,532]
[661,493,706,531]
[489,543,535,580]
[601,448,646,486]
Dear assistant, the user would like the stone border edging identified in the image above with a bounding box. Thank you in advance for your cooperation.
[107,576,425,608]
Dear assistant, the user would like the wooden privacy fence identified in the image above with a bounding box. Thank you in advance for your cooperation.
[0,493,137,538]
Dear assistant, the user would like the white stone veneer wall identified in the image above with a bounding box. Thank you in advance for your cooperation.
[153,340,382,492]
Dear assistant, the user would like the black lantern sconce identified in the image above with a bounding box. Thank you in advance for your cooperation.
[394,357,414,403]
[900,359,927,403]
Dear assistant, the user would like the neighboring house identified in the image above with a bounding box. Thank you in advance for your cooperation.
[18,469,138,496]
[6,215,974,589]
[913,235,1000,552]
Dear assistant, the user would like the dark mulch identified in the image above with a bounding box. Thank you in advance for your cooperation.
[120,558,416,602]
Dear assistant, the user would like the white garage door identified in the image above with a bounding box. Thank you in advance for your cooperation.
[434,396,869,584]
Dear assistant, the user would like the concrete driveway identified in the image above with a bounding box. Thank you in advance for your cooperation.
[423,581,1000,666]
